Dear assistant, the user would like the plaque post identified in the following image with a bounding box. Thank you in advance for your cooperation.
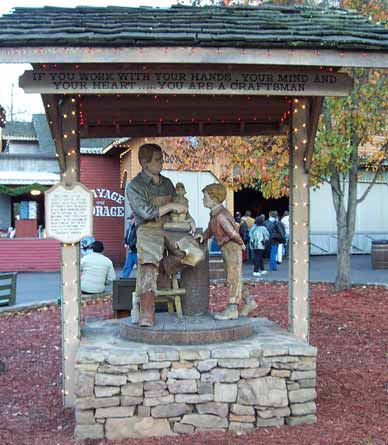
[60,96,80,407]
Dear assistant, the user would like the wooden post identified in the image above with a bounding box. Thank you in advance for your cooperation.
[59,96,81,407]
[289,97,310,341]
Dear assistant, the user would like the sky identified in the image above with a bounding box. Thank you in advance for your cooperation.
[0,0,192,121]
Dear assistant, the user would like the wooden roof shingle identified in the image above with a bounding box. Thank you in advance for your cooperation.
[0,4,387,51]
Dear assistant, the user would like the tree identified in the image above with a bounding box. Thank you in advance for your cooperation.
[175,0,388,290]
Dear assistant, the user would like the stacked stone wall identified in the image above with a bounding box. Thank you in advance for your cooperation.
[75,342,317,440]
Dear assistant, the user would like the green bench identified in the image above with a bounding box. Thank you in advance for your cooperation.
[0,273,17,306]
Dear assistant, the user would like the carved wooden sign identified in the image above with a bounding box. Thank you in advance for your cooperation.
[45,182,93,243]
[20,69,353,96]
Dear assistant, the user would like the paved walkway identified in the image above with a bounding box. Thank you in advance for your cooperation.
[12,254,388,306]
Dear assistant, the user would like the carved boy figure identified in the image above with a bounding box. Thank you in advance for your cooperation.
[197,183,246,320]
[171,182,189,223]
[126,143,201,327]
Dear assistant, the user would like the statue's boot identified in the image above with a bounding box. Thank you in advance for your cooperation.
[139,291,155,327]
[214,304,239,320]
[240,296,258,317]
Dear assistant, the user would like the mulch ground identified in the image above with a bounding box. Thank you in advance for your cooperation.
[0,282,387,445]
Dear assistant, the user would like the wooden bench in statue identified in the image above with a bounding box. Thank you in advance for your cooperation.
[0,273,17,307]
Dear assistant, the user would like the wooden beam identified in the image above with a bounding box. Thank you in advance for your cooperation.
[20,68,353,97]
[304,97,324,173]
[289,97,310,342]
[79,122,286,138]
[41,94,67,172]
[59,96,81,408]
[4,46,388,68]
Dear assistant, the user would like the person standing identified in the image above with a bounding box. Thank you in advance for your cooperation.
[121,213,138,278]
[281,210,290,257]
[81,241,116,294]
[265,211,286,271]
[249,216,269,277]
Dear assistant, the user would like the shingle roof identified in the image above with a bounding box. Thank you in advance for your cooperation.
[3,121,37,140]
[0,4,387,51]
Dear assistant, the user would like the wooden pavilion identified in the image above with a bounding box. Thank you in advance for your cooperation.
[0,4,388,410]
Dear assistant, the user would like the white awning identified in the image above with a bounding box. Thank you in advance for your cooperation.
[0,171,60,185]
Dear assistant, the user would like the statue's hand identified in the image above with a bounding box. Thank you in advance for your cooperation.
[241,243,246,251]
[195,234,204,243]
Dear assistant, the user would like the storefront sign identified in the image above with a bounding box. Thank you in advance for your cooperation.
[92,188,125,217]
[20,69,353,96]
[45,182,93,243]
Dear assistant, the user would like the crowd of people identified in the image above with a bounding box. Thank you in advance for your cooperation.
[236,209,289,277]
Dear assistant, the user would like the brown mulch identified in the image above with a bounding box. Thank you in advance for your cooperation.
[0,283,387,445]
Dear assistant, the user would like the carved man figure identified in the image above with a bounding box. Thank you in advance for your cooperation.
[197,183,247,320]
[126,143,201,327]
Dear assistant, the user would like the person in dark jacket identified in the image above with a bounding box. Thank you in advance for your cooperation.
[264,210,286,271]
[121,213,138,278]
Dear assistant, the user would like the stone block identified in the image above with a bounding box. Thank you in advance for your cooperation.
[271,369,291,378]
[290,370,316,381]
[120,396,143,406]
[180,350,210,361]
[76,396,120,410]
[99,363,137,374]
[122,383,143,397]
[175,393,213,404]
[212,349,250,359]
[286,414,317,426]
[287,382,300,391]
[128,370,160,383]
[229,414,255,423]
[95,386,121,397]
[288,388,317,403]
[107,351,148,365]
[105,417,175,440]
[75,409,95,425]
[231,404,255,416]
[160,368,169,381]
[196,402,228,417]
[261,346,289,357]
[144,381,166,391]
[168,379,197,394]
[145,390,169,398]
[173,422,195,434]
[151,403,192,418]
[77,348,106,363]
[299,379,316,388]
[143,361,171,370]
[74,423,104,440]
[181,414,228,429]
[256,417,284,427]
[95,406,135,418]
[214,383,237,403]
[256,407,290,419]
[138,406,151,417]
[171,361,193,369]
[288,345,317,356]
[95,373,127,386]
[76,363,99,372]
[218,358,259,369]
[237,377,288,407]
[229,422,254,433]
[240,368,270,379]
[290,402,317,416]
[197,382,213,395]
[143,394,175,407]
[167,368,200,380]
[75,372,95,397]
[149,350,179,362]
[197,359,218,372]
[201,368,240,383]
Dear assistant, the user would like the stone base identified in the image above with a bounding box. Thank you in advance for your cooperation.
[119,314,255,345]
[75,317,317,440]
